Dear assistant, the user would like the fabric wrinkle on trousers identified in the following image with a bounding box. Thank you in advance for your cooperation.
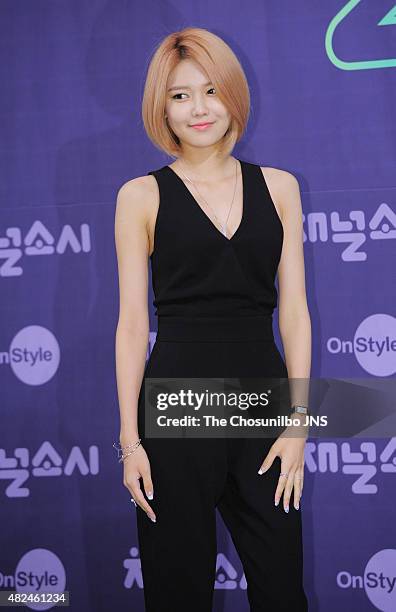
[136,315,309,612]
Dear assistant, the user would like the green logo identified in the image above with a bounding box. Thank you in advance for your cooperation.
[326,0,396,70]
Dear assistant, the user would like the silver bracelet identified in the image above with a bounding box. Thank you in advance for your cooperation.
[290,405,309,416]
[113,438,142,463]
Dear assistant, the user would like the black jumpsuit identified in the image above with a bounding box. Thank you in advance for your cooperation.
[136,158,309,611]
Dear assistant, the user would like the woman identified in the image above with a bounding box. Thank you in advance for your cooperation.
[114,27,311,612]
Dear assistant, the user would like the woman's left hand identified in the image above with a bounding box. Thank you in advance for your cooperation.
[258,436,306,513]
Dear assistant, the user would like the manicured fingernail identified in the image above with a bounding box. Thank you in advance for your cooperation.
[258,469,263,475]
[284,506,289,513]
[295,503,299,510]
[147,492,153,500]
[149,515,156,522]
[274,499,279,506]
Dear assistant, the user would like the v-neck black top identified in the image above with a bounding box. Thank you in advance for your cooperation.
[146,158,284,318]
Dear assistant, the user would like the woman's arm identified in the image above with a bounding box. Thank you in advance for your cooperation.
[114,176,158,523]
[257,169,311,512]
[114,177,151,446]
[276,171,312,413]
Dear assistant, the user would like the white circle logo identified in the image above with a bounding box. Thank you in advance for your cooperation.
[354,314,396,376]
[10,326,60,385]
[364,549,396,611]
[15,548,66,610]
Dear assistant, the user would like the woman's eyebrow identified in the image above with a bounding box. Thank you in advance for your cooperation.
[167,81,213,92]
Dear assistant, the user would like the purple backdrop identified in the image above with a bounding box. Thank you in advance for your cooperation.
[1,1,395,611]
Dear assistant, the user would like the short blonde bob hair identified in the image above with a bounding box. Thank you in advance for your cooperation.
[142,27,250,159]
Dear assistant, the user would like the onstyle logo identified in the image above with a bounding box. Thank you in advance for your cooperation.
[337,549,396,611]
[327,314,396,376]
[0,548,66,611]
[2,325,60,385]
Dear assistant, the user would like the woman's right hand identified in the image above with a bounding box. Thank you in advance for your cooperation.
[123,444,156,522]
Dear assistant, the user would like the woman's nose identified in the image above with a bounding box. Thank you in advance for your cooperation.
[191,95,209,114]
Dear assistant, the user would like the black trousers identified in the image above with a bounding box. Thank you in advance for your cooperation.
[136,315,309,611]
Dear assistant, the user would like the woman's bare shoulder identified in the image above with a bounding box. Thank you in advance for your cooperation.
[259,166,299,190]
[115,174,159,225]
[259,166,301,222]
[116,174,158,208]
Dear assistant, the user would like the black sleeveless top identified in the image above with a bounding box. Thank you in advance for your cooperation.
[146,159,283,318]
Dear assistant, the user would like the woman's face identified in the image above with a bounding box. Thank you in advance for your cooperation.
[164,59,231,151]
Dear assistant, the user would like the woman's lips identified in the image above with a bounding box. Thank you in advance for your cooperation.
[190,122,214,130]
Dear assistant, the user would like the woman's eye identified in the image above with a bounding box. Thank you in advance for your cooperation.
[172,88,216,100]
